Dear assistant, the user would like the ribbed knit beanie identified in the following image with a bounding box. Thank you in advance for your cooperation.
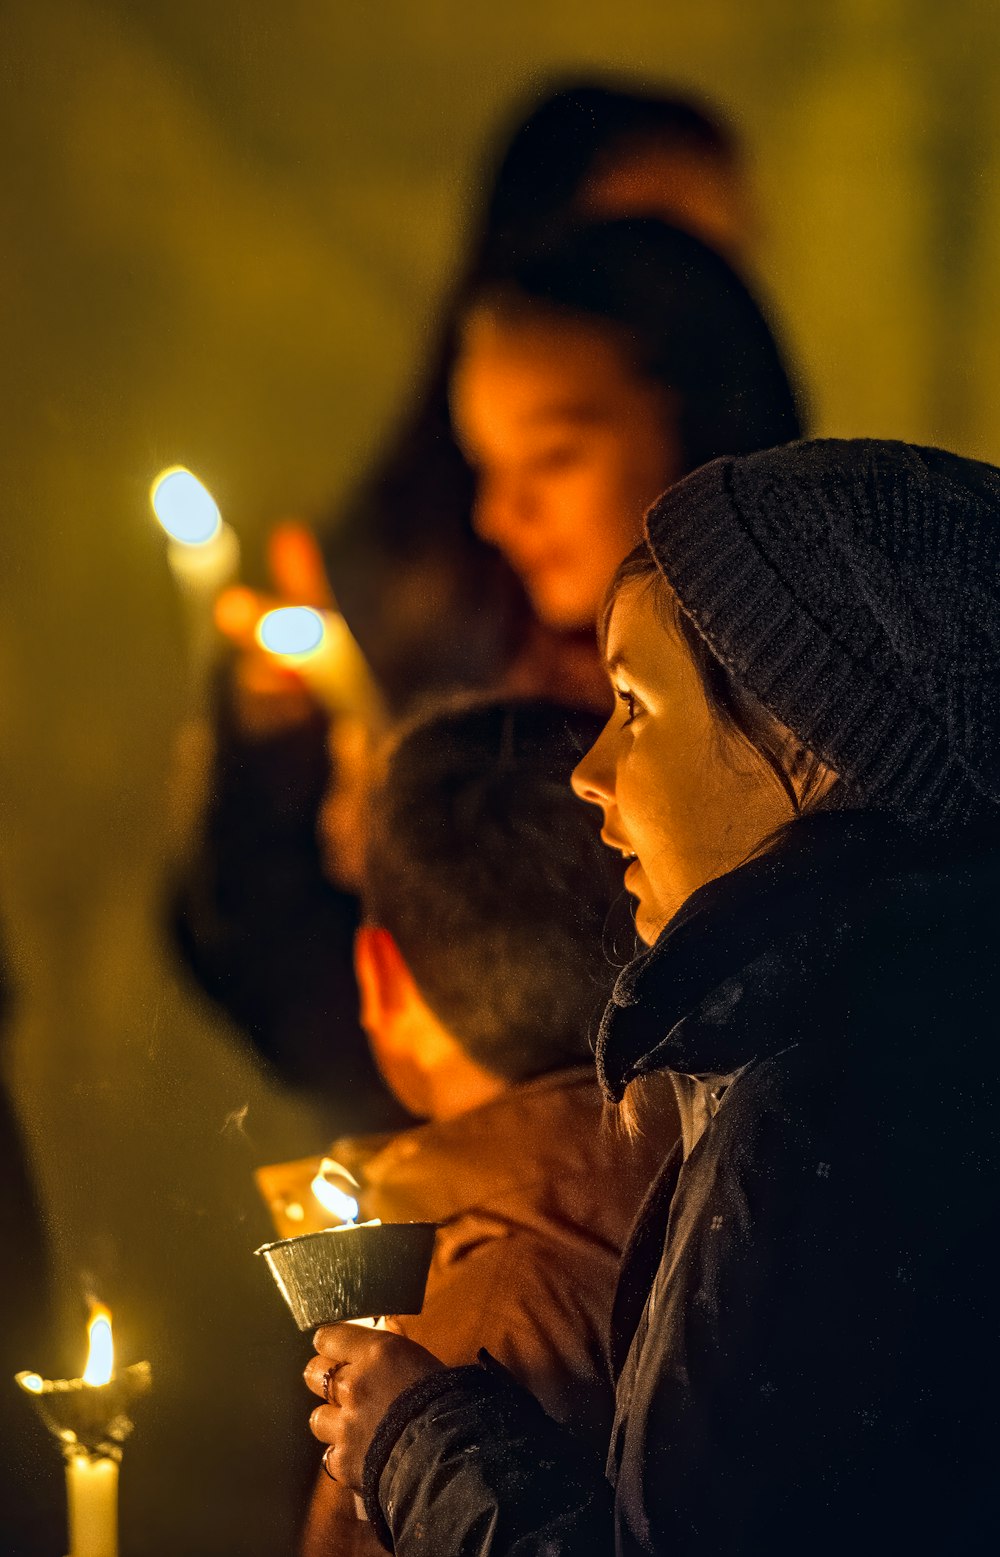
[643,439,1000,828]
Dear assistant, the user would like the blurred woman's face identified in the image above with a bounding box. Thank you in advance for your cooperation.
[572,579,798,944]
[452,308,678,629]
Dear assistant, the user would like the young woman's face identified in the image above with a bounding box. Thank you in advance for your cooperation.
[451,309,678,630]
[572,579,798,944]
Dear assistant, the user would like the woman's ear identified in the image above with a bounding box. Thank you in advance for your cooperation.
[353,925,411,1037]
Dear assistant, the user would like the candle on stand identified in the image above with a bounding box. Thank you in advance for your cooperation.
[15,1302,151,1557]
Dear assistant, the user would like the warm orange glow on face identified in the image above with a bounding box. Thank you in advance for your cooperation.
[451,309,676,629]
[82,1303,114,1387]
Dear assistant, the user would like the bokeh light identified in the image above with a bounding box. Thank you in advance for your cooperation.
[256,606,326,657]
[150,466,222,546]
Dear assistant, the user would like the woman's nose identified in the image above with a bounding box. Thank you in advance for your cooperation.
[571,726,614,810]
[472,472,532,548]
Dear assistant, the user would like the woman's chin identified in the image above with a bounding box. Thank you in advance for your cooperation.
[630,879,679,946]
[632,895,660,947]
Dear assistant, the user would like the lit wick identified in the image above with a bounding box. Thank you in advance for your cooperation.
[16,1302,151,1557]
[309,1158,361,1226]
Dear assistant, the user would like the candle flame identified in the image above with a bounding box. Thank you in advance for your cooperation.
[19,1372,44,1393]
[82,1303,114,1387]
[257,606,326,658]
[151,466,222,546]
[310,1158,360,1224]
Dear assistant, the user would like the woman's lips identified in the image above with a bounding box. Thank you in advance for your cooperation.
[624,858,640,886]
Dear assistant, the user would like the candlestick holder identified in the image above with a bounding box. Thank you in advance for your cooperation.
[256,1222,437,1330]
[16,1360,151,1456]
[15,1361,151,1557]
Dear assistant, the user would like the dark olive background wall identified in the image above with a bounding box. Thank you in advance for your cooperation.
[2,2,998,1552]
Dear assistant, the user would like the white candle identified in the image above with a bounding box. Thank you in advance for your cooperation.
[151,466,240,672]
[66,1452,118,1557]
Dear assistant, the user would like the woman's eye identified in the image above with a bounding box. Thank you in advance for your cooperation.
[617,689,639,726]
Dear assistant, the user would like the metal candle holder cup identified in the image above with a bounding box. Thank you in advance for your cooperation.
[255,1223,437,1330]
[15,1362,152,1461]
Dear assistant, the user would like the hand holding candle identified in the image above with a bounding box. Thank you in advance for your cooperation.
[304,1325,443,1495]
[256,1214,437,1520]
[215,521,384,725]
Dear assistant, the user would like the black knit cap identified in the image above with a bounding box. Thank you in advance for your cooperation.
[643,438,1000,828]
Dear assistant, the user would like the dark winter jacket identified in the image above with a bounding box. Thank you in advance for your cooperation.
[359,811,1000,1555]
[301,1067,676,1557]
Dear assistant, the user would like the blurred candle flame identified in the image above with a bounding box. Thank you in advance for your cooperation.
[82,1303,114,1387]
[256,605,326,658]
[150,466,222,546]
[310,1158,360,1224]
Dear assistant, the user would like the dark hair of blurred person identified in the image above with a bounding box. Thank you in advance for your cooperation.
[298,698,674,1556]
[324,78,761,713]
[480,80,751,265]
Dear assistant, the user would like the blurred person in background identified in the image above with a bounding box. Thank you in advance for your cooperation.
[319,78,758,710]
[291,698,674,1555]
[172,80,788,1133]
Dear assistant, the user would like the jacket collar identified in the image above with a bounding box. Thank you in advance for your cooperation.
[596,810,930,1101]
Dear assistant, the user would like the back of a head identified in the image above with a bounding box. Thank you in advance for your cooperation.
[364,699,623,1081]
[480,79,742,266]
[468,216,803,476]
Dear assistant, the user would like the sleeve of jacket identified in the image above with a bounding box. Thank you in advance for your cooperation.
[364,1365,613,1557]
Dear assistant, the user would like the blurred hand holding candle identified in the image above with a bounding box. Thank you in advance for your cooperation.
[256,605,382,721]
[15,1302,151,1557]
